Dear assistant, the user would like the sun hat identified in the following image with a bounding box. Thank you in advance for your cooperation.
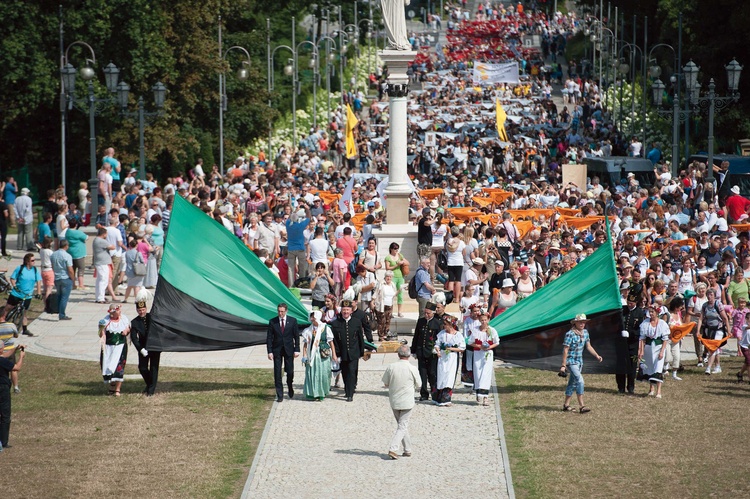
[571,313,589,322]
[731,185,740,195]
[429,199,439,208]
[501,278,515,288]
[472,257,485,266]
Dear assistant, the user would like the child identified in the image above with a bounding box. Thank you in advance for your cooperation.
[729,298,750,357]
[737,312,750,383]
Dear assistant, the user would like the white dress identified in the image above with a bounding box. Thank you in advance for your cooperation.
[435,330,465,390]
[639,320,670,383]
[470,327,499,394]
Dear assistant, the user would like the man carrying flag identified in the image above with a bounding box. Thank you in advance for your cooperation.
[496,99,508,142]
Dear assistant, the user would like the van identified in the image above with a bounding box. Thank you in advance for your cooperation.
[685,154,750,199]
[582,157,656,190]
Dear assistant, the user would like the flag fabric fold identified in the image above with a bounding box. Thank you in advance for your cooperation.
[490,226,623,373]
[148,195,309,352]
[345,104,359,159]
[496,99,509,142]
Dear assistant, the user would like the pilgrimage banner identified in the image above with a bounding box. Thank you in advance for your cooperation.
[472,61,520,86]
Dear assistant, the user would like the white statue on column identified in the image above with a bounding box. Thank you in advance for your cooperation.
[381,0,412,51]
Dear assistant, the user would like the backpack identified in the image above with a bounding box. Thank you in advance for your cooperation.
[437,250,449,271]
[408,268,425,299]
[348,250,361,276]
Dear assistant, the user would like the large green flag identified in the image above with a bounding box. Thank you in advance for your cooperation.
[148,194,309,352]
[490,231,623,373]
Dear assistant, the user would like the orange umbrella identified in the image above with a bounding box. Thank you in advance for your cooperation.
[419,188,444,199]
[669,323,695,343]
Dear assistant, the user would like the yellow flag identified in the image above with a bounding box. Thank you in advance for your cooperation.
[496,99,508,142]
[345,104,359,159]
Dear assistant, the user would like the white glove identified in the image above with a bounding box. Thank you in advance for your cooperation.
[621,330,629,338]
[140,348,148,357]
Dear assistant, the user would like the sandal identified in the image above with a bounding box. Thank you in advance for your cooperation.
[562,405,575,412]
[579,406,591,414]
[114,390,121,397]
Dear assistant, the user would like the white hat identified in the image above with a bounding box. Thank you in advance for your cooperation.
[574,244,583,251]
[429,199,439,208]
[501,278,515,288]
[20,187,30,195]
[571,313,590,322]
[627,172,635,178]
[731,185,741,195]
[472,257,485,266]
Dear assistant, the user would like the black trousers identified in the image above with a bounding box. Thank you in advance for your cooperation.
[417,355,437,399]
[615,341,639,393]
[138,351,161,395]
[0,222,7,256]
[0,384,10,447]
[273,349,294,399]
[340,359,359,398]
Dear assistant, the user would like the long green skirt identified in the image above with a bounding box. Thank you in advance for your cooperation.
[303,351,332,400]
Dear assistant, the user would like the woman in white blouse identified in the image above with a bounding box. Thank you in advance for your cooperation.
[374,271,399,341]
[638,305,671,398]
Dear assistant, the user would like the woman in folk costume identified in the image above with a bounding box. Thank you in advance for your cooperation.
[469,310,500,406]
[98,303,130,397]
[434,315,465,407]
[638,305,671,398]
[301,310,337,401]
[461,304,481,387]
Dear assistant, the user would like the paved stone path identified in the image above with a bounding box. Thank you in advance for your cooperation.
[242,365,511,499]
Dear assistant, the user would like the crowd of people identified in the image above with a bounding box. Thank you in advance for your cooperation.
[2,2,750,455]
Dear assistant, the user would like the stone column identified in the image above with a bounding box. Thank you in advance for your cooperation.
[380,49,416,225]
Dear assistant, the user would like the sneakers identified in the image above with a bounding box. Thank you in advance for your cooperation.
[713,366,722,374]
[672,372,682,381]
[388,451,399,460]
[13,386,20,394]
[705,368,711,375]
[697,362,704,367]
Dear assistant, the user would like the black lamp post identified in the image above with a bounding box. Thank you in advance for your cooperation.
[116,81,167,181]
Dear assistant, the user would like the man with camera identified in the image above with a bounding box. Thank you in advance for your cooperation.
[0,340,26,451]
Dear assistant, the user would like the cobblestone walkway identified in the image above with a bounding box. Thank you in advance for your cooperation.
[243,366,511,499]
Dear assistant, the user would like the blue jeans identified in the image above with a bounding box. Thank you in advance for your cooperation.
[55,278,73,319]
[565,363,585,396]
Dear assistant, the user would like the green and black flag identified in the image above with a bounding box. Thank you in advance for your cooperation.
[148,195,309,352]
[490,228,623,373]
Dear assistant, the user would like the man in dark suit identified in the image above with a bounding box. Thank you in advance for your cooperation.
[267,303,300,402]
[130,297,161,396]
[330,300,365,401]
[411,302,440,401]
[616,294,646,394]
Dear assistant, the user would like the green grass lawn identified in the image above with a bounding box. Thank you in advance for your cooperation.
[5,353,274,498]
[497,359,750,498]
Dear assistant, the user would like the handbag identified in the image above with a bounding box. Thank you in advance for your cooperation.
[133,253,147,276]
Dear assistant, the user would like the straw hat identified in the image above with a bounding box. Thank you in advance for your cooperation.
[571,313,590,323]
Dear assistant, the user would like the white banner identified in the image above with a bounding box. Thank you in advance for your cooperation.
[472,62,520,86]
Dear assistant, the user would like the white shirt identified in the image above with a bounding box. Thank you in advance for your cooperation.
[105,226,124,257]
[308,238,330,264]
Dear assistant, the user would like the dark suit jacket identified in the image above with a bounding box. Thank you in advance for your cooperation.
[351,308,374,342]
[330,315,365,362]
[266,315,300,355]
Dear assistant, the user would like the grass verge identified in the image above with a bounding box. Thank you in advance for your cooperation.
[5,353,273,498]
[497,357,750,498]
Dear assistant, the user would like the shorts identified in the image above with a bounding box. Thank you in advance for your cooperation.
[447,265,463,282]
[72,257,86,274]
[7,294,31,310]
[742,346,750,366]
[42,269,55,287]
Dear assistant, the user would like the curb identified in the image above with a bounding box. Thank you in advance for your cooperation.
[241,397,279,499]
[492,372,515,499]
